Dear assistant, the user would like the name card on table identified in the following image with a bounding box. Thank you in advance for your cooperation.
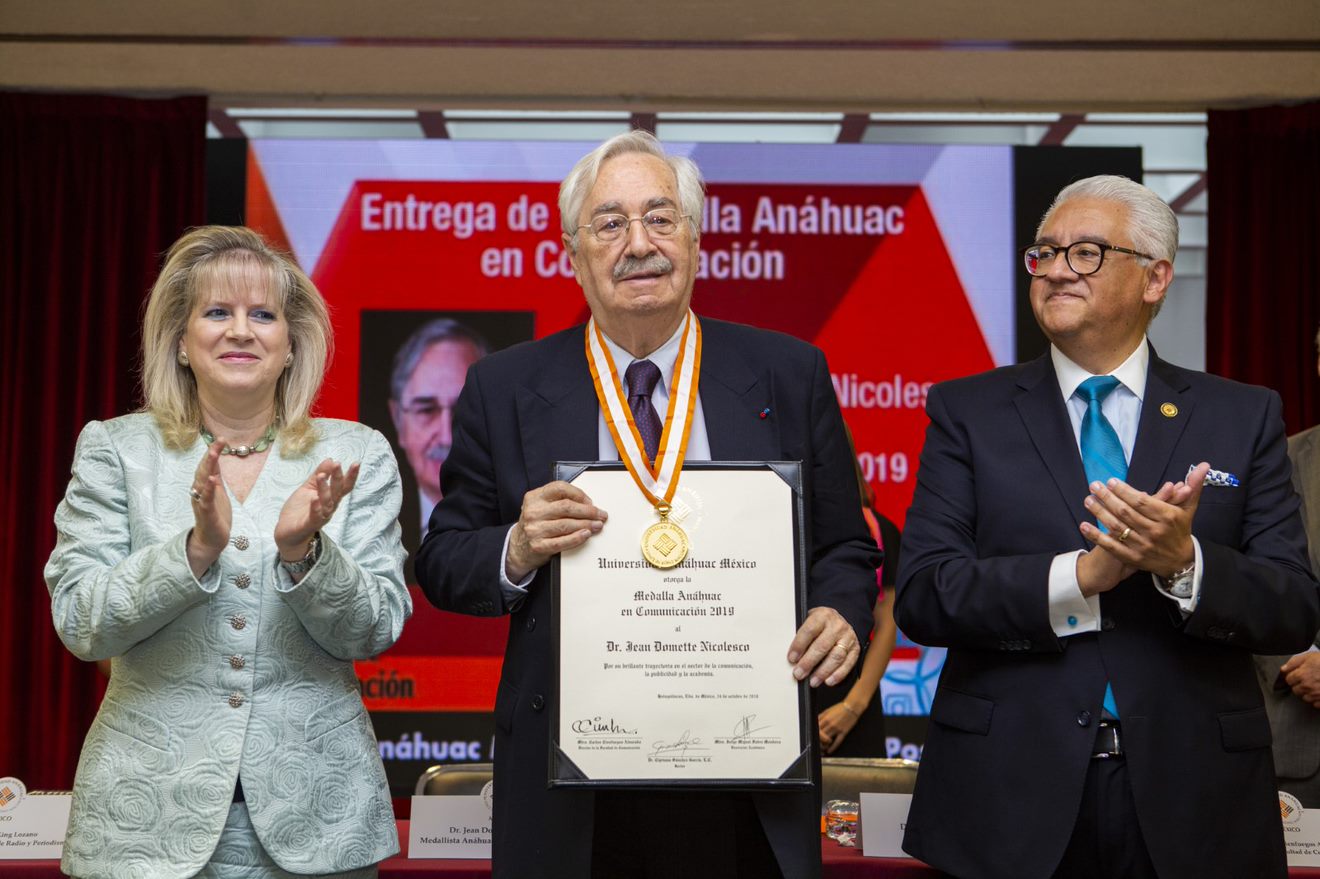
[0,777,71,859]
[860,792,912,858]
[1282,791,1320,866]
[409,795,492,859]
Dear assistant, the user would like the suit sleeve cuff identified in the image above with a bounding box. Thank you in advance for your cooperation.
[1050,550,1101,638]
[499,525,534,611]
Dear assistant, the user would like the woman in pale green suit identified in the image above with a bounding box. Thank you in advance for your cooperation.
[45,226,411,879]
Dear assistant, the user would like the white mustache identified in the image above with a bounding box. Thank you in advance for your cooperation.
[425,445,451,463]
[613,254,672,281]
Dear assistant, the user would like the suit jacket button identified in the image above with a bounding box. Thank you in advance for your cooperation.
[531,694,545,711]
[1101,618,1116,631]
[228,692,245,708]
[232,573,251,589]
[1076,710,1092,727]
[230,535,250,551]
[229,654,246,669]
[230,614,247,630]
[526,616,537,632]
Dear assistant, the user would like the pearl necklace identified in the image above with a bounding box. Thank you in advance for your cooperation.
[200,423,277,457]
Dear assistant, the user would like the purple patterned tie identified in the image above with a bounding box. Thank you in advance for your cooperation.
[625,359,663,462]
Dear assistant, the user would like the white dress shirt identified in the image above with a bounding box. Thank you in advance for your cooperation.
[1047,339,1203,638]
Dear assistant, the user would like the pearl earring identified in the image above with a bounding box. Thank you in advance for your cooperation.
[178,350,190,367]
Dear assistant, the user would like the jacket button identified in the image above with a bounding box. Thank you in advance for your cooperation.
[229,655,246,670]
[526,616,537,632]
[231,535,250,551]
[228,692,245,708]
[1076,710,1092,727]
[232,573,251,589]
[230,615,247,630]
[1101,618,1116,631]
[531,694,545,711]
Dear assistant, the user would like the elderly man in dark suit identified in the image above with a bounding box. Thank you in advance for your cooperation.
[415,131,878,879]
[1256,327,1320,806]
[896,175,1318,879]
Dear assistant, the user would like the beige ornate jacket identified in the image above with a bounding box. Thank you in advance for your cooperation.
[45,414,411,879]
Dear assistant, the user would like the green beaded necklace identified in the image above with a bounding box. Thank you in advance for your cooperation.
[200,423,277,457]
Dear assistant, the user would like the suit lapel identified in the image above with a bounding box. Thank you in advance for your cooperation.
[697,323,782,461]
[1126,349,1194,491]
[516,329,600,487]
[1013,354,1090,531]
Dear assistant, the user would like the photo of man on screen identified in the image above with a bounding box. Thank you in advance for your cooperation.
[388,319,489,553]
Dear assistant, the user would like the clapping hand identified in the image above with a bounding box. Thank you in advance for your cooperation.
[187,438,232,577]
[275,459,360,563]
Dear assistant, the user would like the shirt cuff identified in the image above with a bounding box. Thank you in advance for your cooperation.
[499,525,535,611]
[1151,536,1203,615]
[1049,550,1102,638]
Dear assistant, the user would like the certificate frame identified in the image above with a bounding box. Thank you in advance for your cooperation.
[548,461,811,791]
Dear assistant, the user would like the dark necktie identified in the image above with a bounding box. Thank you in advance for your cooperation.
[1076,374,1126,719]
[625,359,663,462]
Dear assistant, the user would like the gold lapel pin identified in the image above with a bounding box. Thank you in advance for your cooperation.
[1160,402,1178,418]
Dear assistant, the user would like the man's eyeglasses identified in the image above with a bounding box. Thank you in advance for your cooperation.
[577,208,690,244]
[398,401,451,429]
[1022,241,1156,277]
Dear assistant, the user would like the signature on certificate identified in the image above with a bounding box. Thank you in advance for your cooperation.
[650,729,708,757]
[731,714,774,740]
[571,716,638,736]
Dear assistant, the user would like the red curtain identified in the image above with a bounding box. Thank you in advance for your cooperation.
[0,93,206,789]
[1207,101,1320,435]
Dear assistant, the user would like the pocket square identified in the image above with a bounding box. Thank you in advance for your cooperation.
[1188,464,1240,487]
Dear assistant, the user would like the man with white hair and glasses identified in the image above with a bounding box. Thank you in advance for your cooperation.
[896,175,1317,878]
[416,131,878,878]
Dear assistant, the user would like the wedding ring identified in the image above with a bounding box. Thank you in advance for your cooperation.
[189,487,203,502]
[1118,526,1132,543]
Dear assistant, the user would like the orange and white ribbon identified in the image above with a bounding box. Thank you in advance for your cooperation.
[585,311,702,509]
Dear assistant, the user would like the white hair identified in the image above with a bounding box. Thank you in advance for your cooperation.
[558,130,705,251]
[1038,174,1179,263]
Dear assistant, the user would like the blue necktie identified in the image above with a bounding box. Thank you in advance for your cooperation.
[1076,375,1125,719]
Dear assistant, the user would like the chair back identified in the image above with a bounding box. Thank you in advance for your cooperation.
[415,762,494,796]
[821,757,918,803]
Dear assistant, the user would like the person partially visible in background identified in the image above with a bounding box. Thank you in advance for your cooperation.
[816,428,898,756]
[1256,324,1320,805]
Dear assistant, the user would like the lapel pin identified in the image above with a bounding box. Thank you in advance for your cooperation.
[1160,403,1178,418]
[759,407,770,419]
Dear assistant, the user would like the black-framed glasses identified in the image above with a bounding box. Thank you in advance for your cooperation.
[576,208,690,243]
[1022,241,1156,277]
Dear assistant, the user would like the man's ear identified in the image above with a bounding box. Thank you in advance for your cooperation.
[563,233,586,286]
[1143,258,1174,308]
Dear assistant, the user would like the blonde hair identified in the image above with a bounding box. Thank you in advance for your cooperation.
[140,226,331,455]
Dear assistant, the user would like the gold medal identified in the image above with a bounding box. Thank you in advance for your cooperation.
[642,519,689,568]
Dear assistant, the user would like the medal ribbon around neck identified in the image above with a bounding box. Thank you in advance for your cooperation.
[585,310,702,511]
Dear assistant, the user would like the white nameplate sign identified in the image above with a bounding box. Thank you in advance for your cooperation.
[409,795,492,859]
[0,778,71,860]
[860,792,912,858]
[1282,791,1320,866]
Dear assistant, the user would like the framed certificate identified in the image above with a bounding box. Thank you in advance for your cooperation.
[549,461,811,790]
